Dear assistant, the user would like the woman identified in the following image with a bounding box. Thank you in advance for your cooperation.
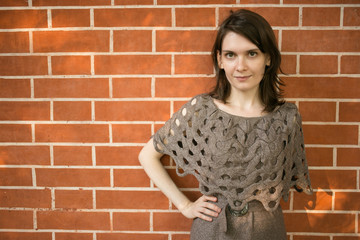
[139,9,312,240]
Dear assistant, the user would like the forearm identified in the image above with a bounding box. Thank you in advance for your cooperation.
[138,140,191,211]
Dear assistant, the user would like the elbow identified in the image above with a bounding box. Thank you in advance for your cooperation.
[138,139,163,167]
[138,147,146,166]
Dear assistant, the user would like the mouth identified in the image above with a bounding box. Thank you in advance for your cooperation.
[234,75,251,81]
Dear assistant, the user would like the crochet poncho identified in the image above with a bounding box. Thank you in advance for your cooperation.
[153,94,312,212]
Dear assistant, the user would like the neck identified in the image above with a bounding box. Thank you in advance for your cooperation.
[226,87,264,112]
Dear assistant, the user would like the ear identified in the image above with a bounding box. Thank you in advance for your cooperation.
[217,51,223,69]
[265,54,271,67]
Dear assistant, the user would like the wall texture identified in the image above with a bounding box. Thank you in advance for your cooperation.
[0,0,359,240]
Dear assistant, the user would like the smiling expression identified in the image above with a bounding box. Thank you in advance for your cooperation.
[217,31,270,95]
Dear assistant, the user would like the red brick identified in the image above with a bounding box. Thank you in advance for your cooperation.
[300,55,338,74]
[0,168,32,186]
[0,124,32,142]
[155,123,166,132]
[176,8,215,27]
[113,30,152,52]
[302,7,340,26]
[306,147,333,166]
[94,8,171,27]
[33,31,109,52]
[335,192,360,211]
[0,189,51,208]
[182,190,202,203]
[284,212,355,233]
[94,55,171,75]
[284,0,360,3]
[310,169,357,190]
[0,32,29,53]
[0,146,50,165]
[0,232,52,240]
[158,0,234,4]
[114,169,150,187]
[167,169,198,188]
[113,78,151,98]
[153,212,192,231]
[339,102,360,122]
[36,168,110,187]
[299,101,336,122]
[219,7,298,26]
[172,234,190,240]
[113,212,150,230]
[241,0,278,3]
[161,155,171,166]
[293,236,329,240]
[284,77,360,99]
[97,233,168,240]
[279,198,290,211]
[0,0,29,6]
[0,10,47,28]
[53,146,92,165]
[112,124,151,143]
[96,190,169,209]
[34,78,109,98]
[281,55,297,74]
[156,30,216,52]
[33,0,110,6]
[341,55,360,74]
[175,55,213,74]
[55,190,93,209]
[293,190,332,211]
[282,30,360,52]
[96,146,142,166]
[35,124,109,143]
[55,233,93,240]
[95,101,169,121]
[0,79,30,98]
[0,101,50,121]
[115,0,153,4]
[0,56,48,76]
[52,9,90,27]
[156,77,214,98]
[52,56,91,75]
[337,148,360,166]
[53,101,92,121]
[37,211,110,230]
[0,210,33,229]
[344,7,360,26]
[303,125,358,145]
[334,237,360,240]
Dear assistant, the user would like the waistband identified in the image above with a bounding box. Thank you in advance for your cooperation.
[214,195,267,233]
[215,194,266,212]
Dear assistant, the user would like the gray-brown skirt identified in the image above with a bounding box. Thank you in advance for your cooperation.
[190,196,287,240]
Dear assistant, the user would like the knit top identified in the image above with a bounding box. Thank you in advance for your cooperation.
[153,94,313,212]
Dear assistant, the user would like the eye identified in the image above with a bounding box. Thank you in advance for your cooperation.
[224,52,235,58]
[248,51,258,57]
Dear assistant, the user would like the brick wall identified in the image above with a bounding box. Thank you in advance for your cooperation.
[0,0,359,239]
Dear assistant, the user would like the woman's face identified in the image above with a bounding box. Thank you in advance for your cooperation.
[217,31,270,95]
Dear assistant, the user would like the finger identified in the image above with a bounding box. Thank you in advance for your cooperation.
[199,201,221,213]
[195,212,213,222]
[199,206,219,217]
[203,195,218,202]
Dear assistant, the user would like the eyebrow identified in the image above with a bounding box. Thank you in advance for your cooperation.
[222,48,260,53]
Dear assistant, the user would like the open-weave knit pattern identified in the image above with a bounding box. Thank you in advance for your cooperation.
[153,94,312,212]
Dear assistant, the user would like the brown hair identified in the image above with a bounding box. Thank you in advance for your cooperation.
[209,9,285,113]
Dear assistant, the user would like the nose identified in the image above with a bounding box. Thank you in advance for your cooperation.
[236,56,247,71]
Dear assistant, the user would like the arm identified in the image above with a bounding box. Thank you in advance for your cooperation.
[138,138,221,221]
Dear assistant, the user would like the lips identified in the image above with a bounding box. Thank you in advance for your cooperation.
[234,75,251,81]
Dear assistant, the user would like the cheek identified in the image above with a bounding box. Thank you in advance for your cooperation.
[253,62,267,74]
[223,61,237,72]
